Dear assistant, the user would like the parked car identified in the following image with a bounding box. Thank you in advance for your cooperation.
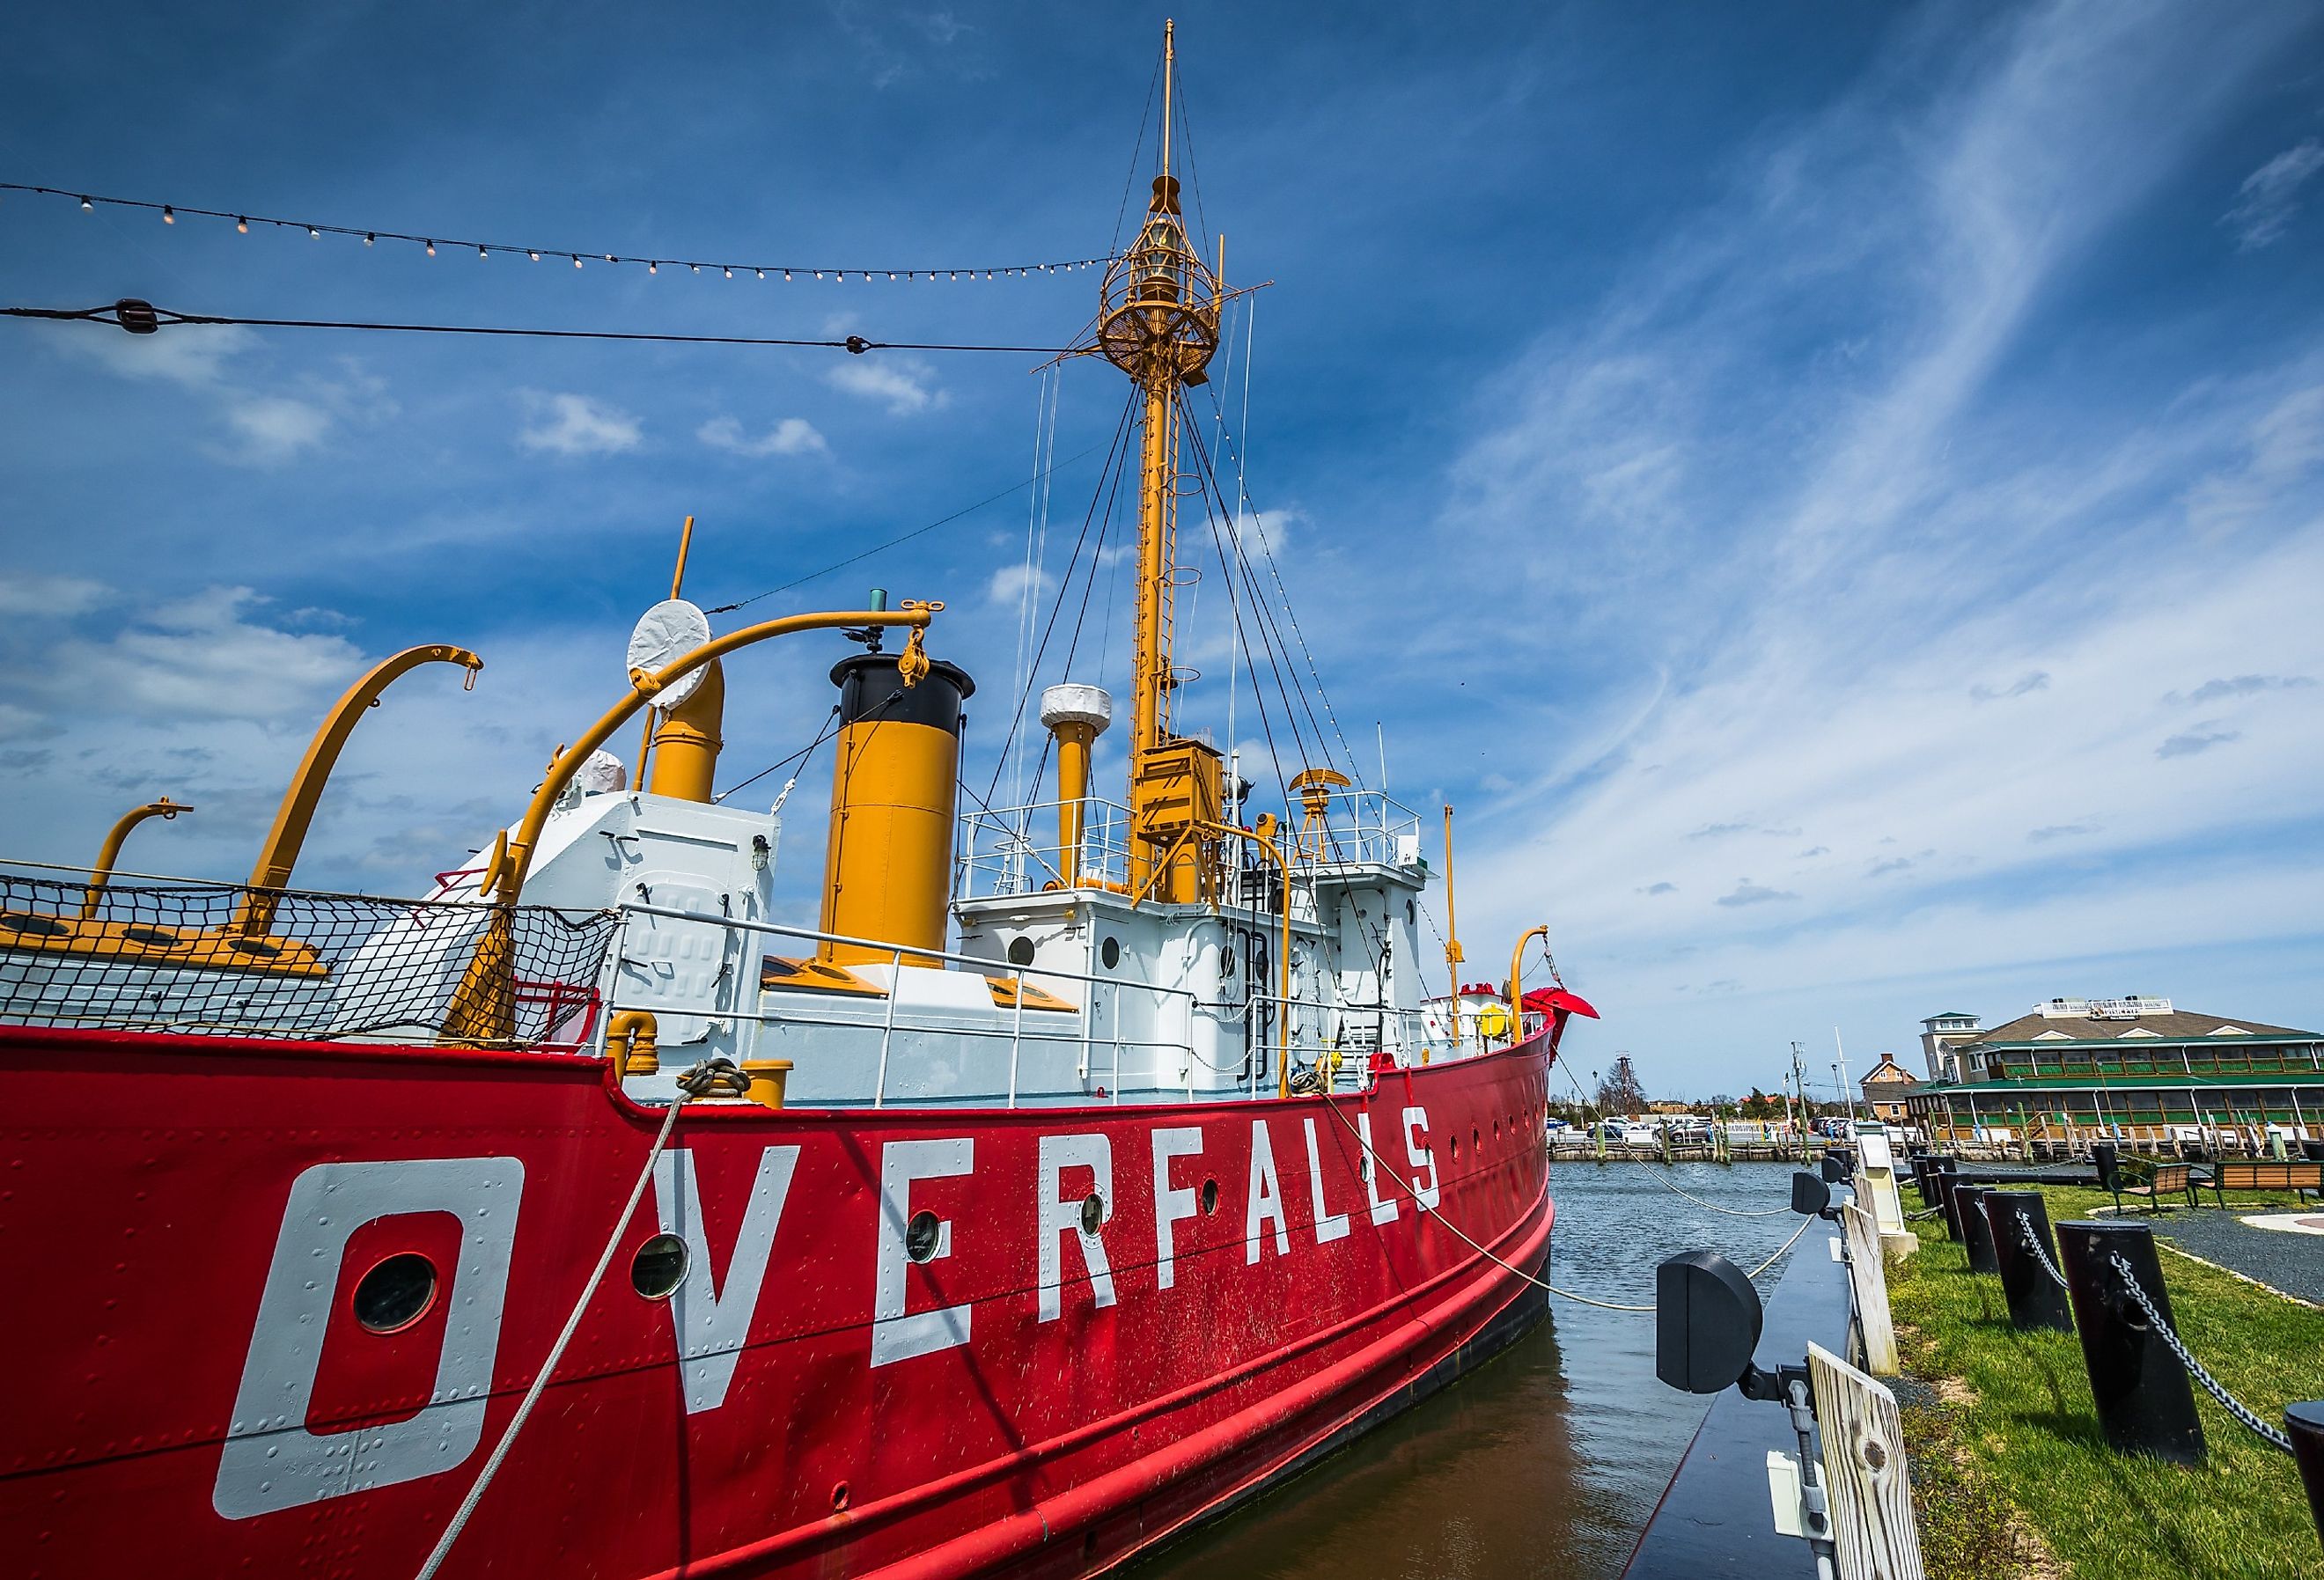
[1591,1120,1658,1146]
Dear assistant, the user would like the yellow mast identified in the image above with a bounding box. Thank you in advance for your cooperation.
[1442,804,1464,1047]
[1097,18,1225,905]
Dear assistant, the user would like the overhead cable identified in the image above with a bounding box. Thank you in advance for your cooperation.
[1,298,1070,354]
[1,181,1114,282]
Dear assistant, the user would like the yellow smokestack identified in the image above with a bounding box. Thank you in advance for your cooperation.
[818,650,974,966]
[1040,683,1112,887]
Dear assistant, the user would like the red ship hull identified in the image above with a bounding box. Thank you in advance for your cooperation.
[1,1026,1552,1579]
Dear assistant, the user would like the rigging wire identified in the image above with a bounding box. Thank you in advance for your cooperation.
[1171,64,1212,267]
[1200,381,1367,786]
[979,389,1143,810]
[712,705,842,807]
[1,180,1114,283]
[1111,45,1167,254]
[0,298,1070,353]
[705,439,1107,615]
[1009,367,1063,810]
[1179,394,1332,792]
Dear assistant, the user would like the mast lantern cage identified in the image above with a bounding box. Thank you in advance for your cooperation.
[0,873,615,1049]
[1097,180,1220,386]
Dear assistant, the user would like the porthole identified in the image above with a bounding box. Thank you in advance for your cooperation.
[1449,1134,1462,1161]
[1407,899,1416,925]
[352,1253,438,1334]
[906,1209,943,1263]
[830,1481,851,1512]
[1200,1179,1219,1215]
[1101,937,1122,970]
[1493,1118,1502,1140]
[1007,937,1036,967]
[1080,1192,1106,1236]
[630,1232,689,1299]
[1473,1126,1482,1153]
[1219,944,1236,979]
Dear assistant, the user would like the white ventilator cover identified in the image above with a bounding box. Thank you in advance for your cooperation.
[626,599,714,709]
[574,749,628,794]
[1039,682,1113,734]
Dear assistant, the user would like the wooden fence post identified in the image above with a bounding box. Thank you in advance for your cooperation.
[1809,1340,1926,1580]
[1842,1202,1899,1376]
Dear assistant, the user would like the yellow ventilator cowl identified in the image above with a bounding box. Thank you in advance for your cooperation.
[818,650,974,966]
[645,658,724,803]
[1040,683,1111,887]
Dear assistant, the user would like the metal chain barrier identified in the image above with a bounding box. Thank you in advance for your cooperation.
[2018,1212,2070,1291]
[2107,1251,2294,1455]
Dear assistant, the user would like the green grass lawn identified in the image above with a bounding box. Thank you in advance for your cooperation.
[1892,1186,2324,1580]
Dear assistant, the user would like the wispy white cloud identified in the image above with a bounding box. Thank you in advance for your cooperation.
[222,395,334,465]
[518,392,643,456]
[986,561,1055,606]
[2166,673,2314,706]
[1429,0,2324,1076]
[2184,383,2324,534]
[37,586,365,723]
[826,356,943,415]
[2223,138,2324,250]
[1969,671,2049,702]
[0,574,109,618]
[697,415,829,458]
[50,325,386,466]
[2156,722,2240,760]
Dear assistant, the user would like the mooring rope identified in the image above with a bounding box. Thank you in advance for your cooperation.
[1319,1092,1815,1315]
[412,1058,751,1580]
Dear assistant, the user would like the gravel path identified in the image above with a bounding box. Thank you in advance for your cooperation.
[2149,1207,2324,1304]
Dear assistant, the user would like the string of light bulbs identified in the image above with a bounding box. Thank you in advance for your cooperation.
[0,181,1117,283]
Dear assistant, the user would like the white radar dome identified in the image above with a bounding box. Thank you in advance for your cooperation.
[1040,683,1114,734]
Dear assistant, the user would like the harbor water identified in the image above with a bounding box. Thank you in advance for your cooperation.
[1132,1160,1811,1580]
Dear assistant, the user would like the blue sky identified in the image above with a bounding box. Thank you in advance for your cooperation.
[4,1,2321,1098]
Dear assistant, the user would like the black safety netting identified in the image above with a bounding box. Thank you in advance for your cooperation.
[0,874,617,1048]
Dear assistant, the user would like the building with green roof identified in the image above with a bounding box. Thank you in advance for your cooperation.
[1905,997,2323,1150]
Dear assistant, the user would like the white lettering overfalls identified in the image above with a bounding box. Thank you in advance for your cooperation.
[1246,1120,1291,1263]
[652,1145,799,1413]
[1037,1133,1115,1323]
[215,1157,523,1518]
[1151,1126,1204,1290]
[1303,1116,1351,1244]
[872,1137,974,1367]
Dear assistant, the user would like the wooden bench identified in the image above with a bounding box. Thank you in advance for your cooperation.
[2200,1159,2324,1209]
[2120,1162,2197,1213]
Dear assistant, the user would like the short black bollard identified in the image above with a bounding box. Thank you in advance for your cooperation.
[1984,1191,2073,1332]
[1913,1154,1942,1209]
[2056,1220,2205,1464]
[2286,1402,2324,1554]
[1953,1183,1999,1274]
